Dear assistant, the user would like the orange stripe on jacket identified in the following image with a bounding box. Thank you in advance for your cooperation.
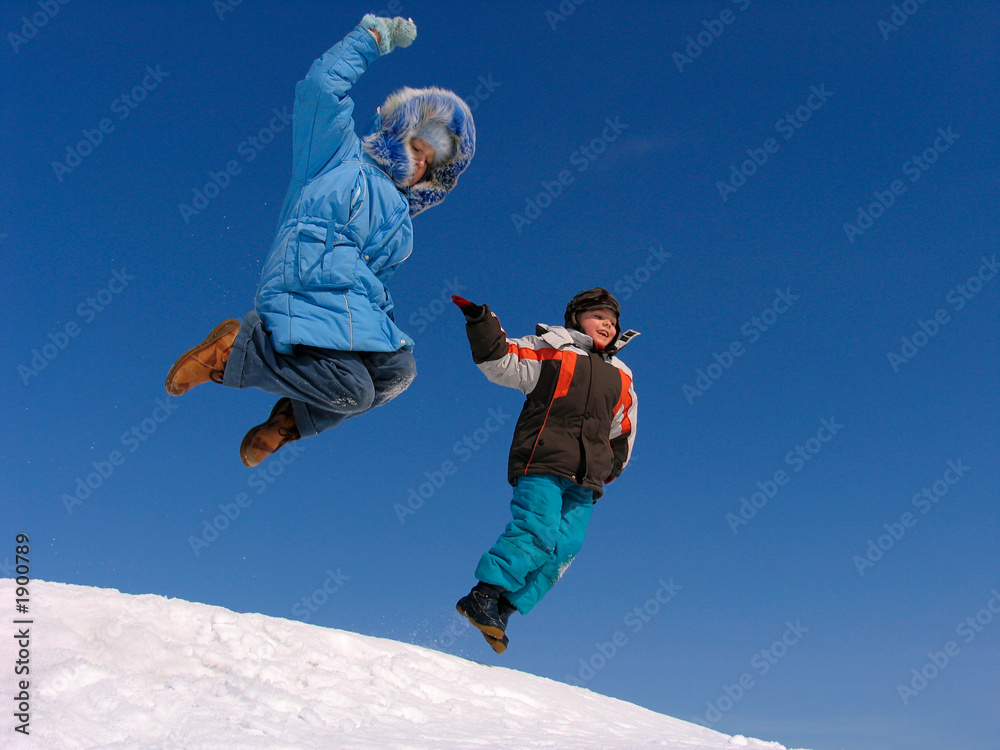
[506,343,563,361]
[614,370,634,435]
[553,352,576,399]
[505,344,577,399]
[520,349,577,473]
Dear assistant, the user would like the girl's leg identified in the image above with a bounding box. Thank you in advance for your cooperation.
[289,349,417,436]
[474,475,564,601]
[360,349,418,410]
[223,310,376,437]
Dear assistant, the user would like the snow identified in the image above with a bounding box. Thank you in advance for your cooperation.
[2,580,812,749]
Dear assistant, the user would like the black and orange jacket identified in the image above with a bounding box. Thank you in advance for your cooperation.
[463,306,638,498]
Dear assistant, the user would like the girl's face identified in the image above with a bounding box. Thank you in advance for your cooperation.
[407,137,435,186]
[578,308,618,349]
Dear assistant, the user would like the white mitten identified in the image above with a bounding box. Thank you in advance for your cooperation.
[360,14,417,55]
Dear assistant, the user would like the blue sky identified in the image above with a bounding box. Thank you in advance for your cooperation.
[4,2,998,748]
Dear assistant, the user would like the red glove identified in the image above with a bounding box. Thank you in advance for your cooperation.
[452,295,485,320]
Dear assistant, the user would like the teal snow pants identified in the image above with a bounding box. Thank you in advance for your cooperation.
[475,474,595,615]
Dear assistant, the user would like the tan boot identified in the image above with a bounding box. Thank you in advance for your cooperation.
[240,398,301,468]
[164,319,240,396]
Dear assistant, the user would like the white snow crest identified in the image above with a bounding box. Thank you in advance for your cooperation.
[0,579,810,749]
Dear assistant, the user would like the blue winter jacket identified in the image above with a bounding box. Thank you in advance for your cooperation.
[255,26,474,355]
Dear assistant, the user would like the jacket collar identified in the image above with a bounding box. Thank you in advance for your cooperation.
[535,324,639,356]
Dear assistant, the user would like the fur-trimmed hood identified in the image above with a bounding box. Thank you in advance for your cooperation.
[362,86,476,217]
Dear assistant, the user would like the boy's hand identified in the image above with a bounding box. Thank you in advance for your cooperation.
[360,14,417,55]
[452,295,486,321]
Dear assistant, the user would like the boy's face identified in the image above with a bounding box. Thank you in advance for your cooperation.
[578,308,618,349]
[407,137,435,186]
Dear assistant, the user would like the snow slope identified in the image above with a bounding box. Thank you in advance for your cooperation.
[3,580,810,749]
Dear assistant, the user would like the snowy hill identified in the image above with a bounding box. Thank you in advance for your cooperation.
[3,580,810,749]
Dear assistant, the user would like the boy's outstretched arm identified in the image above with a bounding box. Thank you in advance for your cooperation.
[290,15,415,184]
[452,296,549,395]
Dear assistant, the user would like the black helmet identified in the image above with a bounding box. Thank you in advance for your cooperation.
[565,288,622,344]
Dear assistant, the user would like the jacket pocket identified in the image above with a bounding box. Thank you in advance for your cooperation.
[295,220,358,291]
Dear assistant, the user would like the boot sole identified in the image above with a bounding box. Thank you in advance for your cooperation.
[240,398,293,468]
[455,601,506,641]
[482,631,508,654]
[165,319,240,396]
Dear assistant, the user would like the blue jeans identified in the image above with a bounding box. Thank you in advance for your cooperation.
[475,475,595,615]
[222,310,416,437]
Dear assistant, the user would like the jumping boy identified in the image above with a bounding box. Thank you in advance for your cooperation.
[164,14,475,467]
[451,288,638,653]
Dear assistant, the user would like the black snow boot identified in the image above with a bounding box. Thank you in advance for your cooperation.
[482,596,516,654]
[456,582,507,640]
